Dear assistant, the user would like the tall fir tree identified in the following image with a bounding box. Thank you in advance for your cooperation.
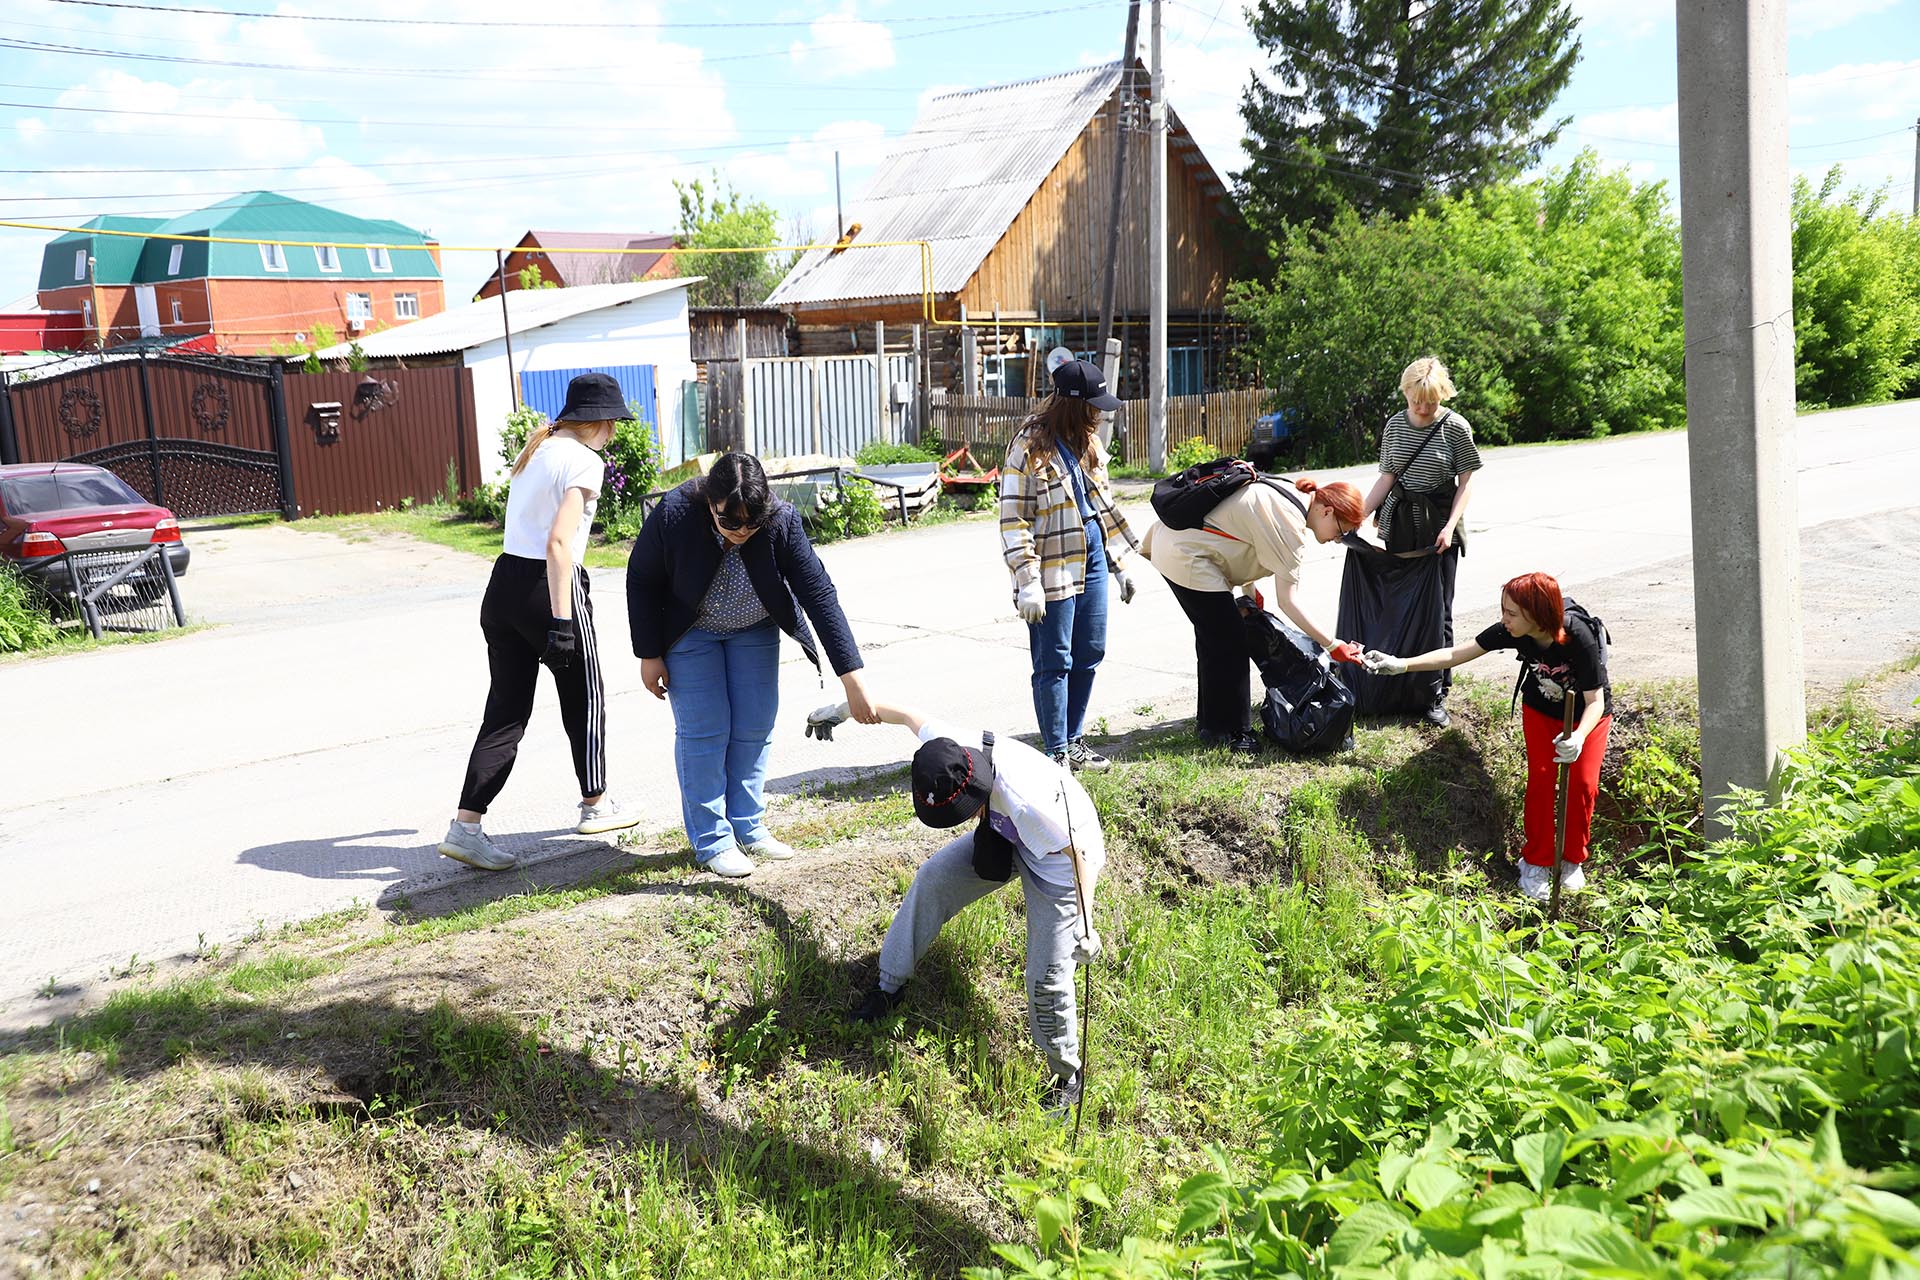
[1237,0,1580,234]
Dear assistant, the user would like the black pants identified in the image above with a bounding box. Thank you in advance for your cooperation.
[458,554,606,814]
[1436,543,1459,701]
[1167,580,1251,740]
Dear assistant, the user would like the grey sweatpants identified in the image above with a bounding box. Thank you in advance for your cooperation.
[877,831,1085,1081]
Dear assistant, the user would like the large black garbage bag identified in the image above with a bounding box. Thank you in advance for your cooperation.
[1236,598,1355,753]
[1336,535,1446,715]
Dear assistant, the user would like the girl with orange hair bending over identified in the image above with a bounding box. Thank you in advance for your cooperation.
[1142,474,1367,755]
[1363,572,1612,903]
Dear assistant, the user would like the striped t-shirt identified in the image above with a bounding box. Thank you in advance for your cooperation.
[1375,408,1483,538]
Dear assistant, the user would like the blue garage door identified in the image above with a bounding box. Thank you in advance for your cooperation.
[520,364,659,440]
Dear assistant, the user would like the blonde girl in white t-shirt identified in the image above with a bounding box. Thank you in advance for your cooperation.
[439,372,643,871]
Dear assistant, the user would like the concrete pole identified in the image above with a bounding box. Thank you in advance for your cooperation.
[1099,334,1123,449]
[873,320,888,444]
[961,327,979,397]
[1676,0,1805,835]
[1147,0,1168,474]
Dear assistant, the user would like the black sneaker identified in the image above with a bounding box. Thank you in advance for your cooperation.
[1043,1071,1083,1119]
[849,985,905,1024]
[1226,730,1264,756]
[1422,704,1451,729]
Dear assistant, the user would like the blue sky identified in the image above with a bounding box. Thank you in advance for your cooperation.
[2,0,1915,311]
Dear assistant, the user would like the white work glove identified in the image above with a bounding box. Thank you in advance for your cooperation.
[1071,926,1102,964]
[1363,649,1407,676]
[805,701,852,742]
[1016,580,1047,625]
[1113,568,1136,605]
[1553,732,1584,764]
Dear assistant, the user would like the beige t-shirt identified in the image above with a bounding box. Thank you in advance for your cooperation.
[1141,483,1309,593]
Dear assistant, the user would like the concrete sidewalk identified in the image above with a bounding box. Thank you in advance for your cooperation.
[4,400,1918,1026]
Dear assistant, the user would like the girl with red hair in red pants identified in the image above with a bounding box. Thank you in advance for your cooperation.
[1361,572,1611,902]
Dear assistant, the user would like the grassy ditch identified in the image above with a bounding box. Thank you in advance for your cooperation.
[2,675,1906,1277]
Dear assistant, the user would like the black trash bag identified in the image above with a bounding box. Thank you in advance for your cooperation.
[1236,597,1355,753]
[1335,535,1446,716]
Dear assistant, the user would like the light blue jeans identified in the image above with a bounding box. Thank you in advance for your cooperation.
[1027,520,1109,756]
[664,621,781,862]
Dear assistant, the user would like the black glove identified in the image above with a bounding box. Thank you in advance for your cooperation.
[542,617,578,668]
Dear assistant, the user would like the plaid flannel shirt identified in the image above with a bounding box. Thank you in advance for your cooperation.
[999,424,1138,602]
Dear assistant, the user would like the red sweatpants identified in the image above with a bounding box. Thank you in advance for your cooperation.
[1520,705,1611,867]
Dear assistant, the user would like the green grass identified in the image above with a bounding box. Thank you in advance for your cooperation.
[294,502,634,569]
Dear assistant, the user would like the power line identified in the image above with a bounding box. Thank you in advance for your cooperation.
[45,0,1097,31]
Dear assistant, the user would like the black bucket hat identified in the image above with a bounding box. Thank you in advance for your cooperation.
[553,371,636,424]
[1051,358,1121,410]
[910,736,996,828]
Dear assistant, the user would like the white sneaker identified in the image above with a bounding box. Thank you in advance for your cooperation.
[438,820,516,872]
[700,847,754,878]
[744,836,796,861]
[1517,861,1554,903]
[1558,862,1587,896]
[577,798,641,836]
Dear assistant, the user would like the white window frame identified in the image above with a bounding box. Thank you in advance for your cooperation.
[345,292,373,325]
[315,243,341,272]
[259,242,288,272]
[367,245,392,273]
[73,248,88,281]
[167,243,184,275]
[170,298,183,326]
[393,292,419,319]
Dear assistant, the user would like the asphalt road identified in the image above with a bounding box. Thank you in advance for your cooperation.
[4,400,1917,1027]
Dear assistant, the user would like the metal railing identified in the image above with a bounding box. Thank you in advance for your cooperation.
[63,546,186,639]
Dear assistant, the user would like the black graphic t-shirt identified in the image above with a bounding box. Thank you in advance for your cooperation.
[1475,620,1612,720]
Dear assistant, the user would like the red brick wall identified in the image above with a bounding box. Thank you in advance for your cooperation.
[37,278,447,354]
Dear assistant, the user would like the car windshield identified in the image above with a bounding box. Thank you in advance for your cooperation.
[0,470,145,515]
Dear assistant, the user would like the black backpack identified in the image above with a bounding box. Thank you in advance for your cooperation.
[1512,599,1611,711]
[1152,457,1303,530]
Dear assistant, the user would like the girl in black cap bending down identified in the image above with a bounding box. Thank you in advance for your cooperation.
[807,697,1103,1113]
[439,372,643,872]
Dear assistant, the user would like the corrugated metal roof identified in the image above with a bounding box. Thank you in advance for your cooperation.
[769,64,1126,308]
[302,277,698,361]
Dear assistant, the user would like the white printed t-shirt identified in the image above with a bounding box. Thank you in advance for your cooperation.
[917,719,1105,891]
[503,436,604,564]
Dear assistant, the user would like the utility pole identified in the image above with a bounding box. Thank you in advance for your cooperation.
[1095,1,1141,361]
[1911,116,1918,216]
[1676,0,1804,836]
[1147,0,1167,474]
[835,151,845,239]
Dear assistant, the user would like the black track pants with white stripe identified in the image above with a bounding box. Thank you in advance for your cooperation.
[458,554,607,814]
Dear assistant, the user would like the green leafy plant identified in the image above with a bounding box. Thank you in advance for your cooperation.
[1166,435,1220,473]
[855,441,938,466]
[0,565,59,654]
[808,476,886,543]
[596,404,664,543]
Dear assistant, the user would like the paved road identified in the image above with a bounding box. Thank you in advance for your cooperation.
[5,401,1918,1026]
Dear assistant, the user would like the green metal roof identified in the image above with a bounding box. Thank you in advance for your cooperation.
[37,193,440,289]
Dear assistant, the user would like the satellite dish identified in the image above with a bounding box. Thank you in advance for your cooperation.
[1045,345,1076,377]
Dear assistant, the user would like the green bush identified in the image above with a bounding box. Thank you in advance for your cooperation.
[0,565,58,654]
[855,441,939,466]
[808,476,886,543]
[1166,435,1220,473]
[465,401,663,542]
[976,722,1920,1278]
[1792,167,1920,408]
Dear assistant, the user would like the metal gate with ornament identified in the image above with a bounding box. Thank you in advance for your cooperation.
[0,352,295,519]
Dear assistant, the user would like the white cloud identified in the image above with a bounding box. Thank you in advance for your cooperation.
[789,6,896,79]
[1787,0,1902,35]
[1566,0,1668,43]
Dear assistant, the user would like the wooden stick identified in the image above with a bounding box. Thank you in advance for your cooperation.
[1549,691,1577,921]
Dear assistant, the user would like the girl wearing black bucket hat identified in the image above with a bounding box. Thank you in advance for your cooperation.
[439,372,643,872]
[998,358,1141,773]
[810,696,1103,1113]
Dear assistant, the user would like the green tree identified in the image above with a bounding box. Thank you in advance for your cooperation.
[1237,0,1581,235]
[1790,166,1920,408]
[672,174,794,307]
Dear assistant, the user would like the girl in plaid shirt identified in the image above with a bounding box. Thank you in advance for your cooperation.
[998,360,1140,771]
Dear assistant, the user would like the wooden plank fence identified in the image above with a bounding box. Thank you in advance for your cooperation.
[926,388,1269,470]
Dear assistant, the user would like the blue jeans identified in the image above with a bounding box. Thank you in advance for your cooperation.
[1027,522,1108,757]
[664,622,781,862]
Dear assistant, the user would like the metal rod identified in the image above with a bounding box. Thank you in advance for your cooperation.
[495,249,520,411]
[835,151,845,239]
[1548,692,1576,921]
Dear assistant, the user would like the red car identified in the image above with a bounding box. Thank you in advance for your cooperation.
[0,462,190,598]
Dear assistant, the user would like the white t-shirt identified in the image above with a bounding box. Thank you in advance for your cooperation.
[918,719,1105,890]
[503,435,604,564]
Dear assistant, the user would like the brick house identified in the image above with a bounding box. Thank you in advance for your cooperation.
[35,192,445,355]
[471,230,679,300]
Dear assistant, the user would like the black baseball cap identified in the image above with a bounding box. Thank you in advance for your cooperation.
[910,736,996,828]
[1051,359,1121,410]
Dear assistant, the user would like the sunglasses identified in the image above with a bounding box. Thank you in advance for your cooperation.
[711,506,765,532]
